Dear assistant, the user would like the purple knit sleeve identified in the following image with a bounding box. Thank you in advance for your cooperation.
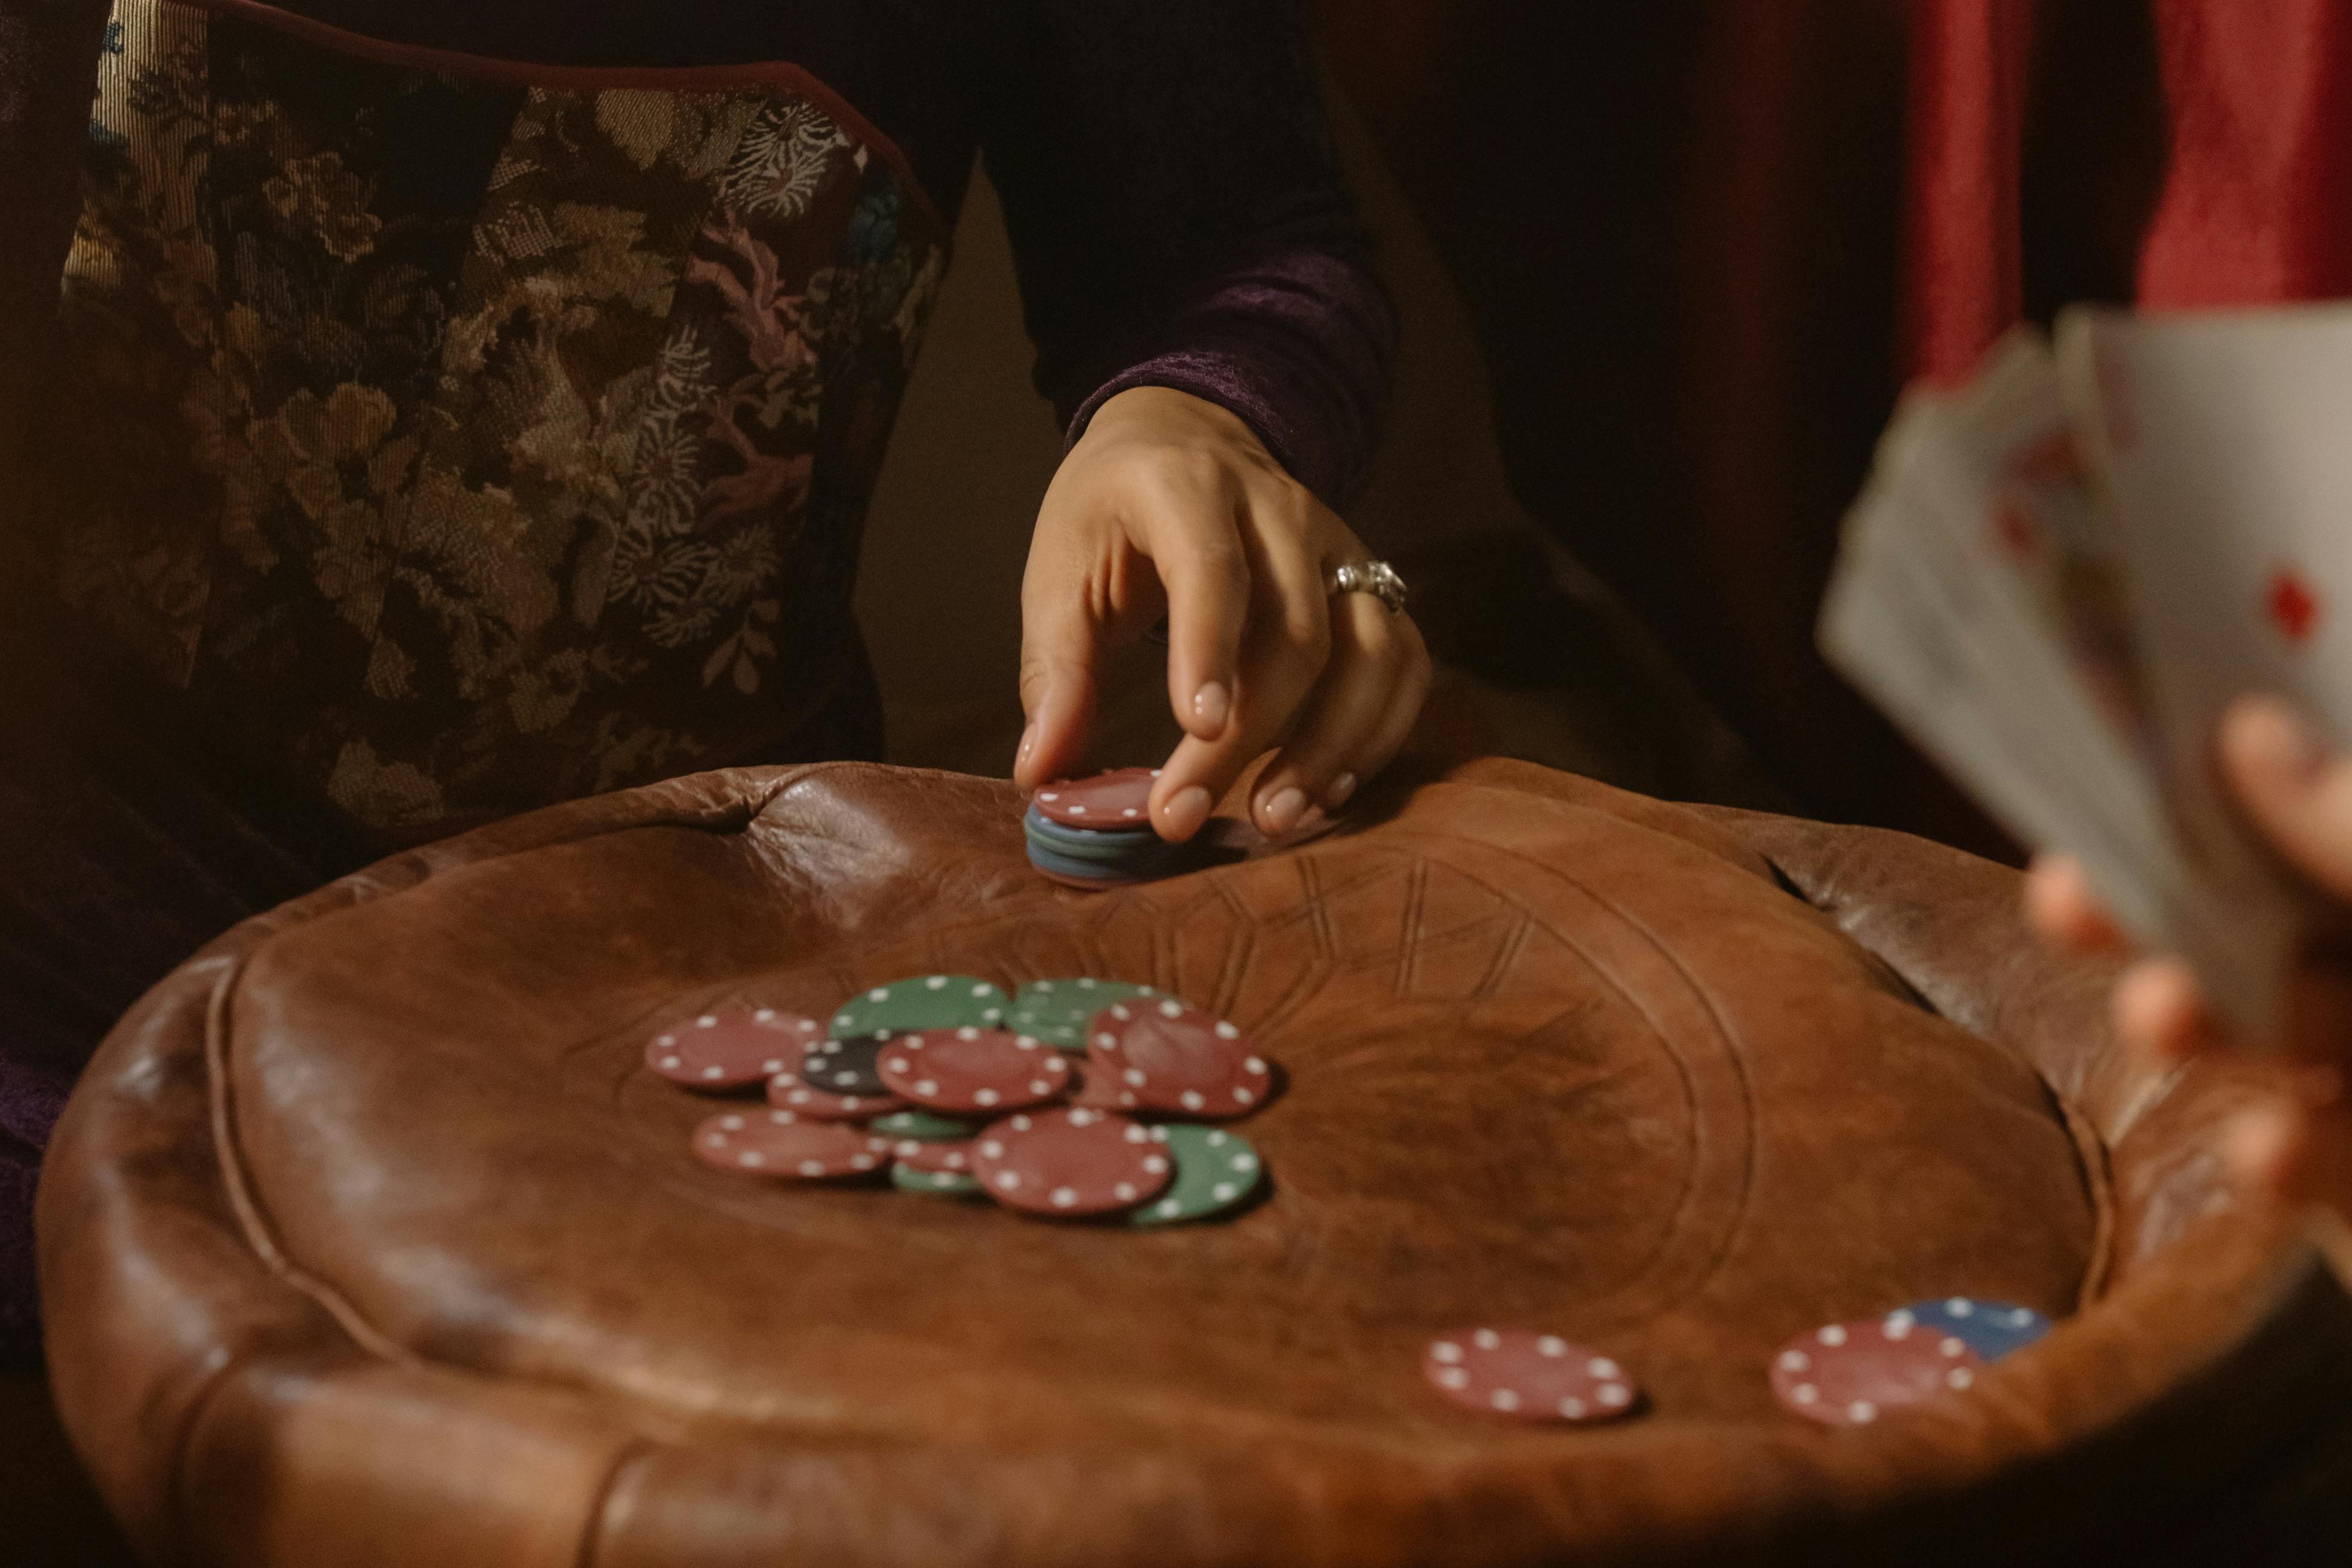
[1063,247,1397,507]
[979,1,1396,508]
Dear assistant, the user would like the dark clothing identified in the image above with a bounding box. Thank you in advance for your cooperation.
[3,0,1392,504]
[0,0,1396,1354]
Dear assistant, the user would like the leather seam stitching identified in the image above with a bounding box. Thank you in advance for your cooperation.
[1760,846,1943,1016]
[207,950,419,1367]
[165,1336,263,1550]
[575,1435,657,1568]
[186,769,833,1402]
[1765,834,2120,1297]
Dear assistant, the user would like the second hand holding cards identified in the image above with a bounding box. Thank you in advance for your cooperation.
[1822,306,2348,1032]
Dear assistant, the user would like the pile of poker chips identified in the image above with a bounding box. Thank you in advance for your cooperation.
[1025,768,1201,889]
[643,988,2057,1420]
[1418,1296,2054,1429]
[648,974,1274,1225]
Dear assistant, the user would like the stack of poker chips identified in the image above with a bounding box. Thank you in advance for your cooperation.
[649,974,1274,1227]
[1024,768,1202,888]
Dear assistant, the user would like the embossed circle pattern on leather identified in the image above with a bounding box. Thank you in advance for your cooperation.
[216,773,2093,1447]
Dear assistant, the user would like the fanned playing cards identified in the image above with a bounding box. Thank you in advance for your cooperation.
[1821,306,2352,1030]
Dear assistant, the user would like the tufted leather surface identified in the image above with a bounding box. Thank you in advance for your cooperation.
[36,760,2352,1566]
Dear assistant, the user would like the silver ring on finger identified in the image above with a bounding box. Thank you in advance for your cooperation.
[1327,559,1407,615]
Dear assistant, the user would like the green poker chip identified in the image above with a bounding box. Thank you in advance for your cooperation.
[870,1109,980,1142]
[830,975,1009,1038]
[1127,1124,1264,1227]
[891,1162,984,1198]
[1007,977,1161,1051]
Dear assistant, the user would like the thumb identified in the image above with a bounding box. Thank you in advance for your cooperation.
[2221,696,2352,905]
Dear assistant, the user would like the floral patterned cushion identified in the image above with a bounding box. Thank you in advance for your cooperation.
[58,0,947,839]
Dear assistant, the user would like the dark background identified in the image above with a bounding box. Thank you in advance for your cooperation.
[862,1,2028,858]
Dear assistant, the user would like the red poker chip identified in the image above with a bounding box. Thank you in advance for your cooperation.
[765,1070,906,1121]
[1087,996,1272,1118]
[892,1138,976,1175]
[1422,1330,1642,1424]
[969,1108,1173,1216]
[1066,1063,1137,1112]
[1031,768,1158,829]
[690,1110,891,1180]
[645,1008,824,1091]
[878,1027,1073,1114]
[1770,1311,1985,1427]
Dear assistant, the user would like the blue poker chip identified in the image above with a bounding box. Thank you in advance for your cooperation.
[1023,804,1161,852]
[1893,1297,2053,1361]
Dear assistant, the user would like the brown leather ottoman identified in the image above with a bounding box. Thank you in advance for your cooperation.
[36,760,2352,1566]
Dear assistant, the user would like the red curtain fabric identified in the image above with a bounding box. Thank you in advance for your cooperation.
[1906,0,2352,376]
[1319,2,2017,853]
[1903,0,2036,383]
[2141,0,2352,307]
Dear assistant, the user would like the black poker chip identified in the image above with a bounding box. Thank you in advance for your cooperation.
[799,1033,893,1096]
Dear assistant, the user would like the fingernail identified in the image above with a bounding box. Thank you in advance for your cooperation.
[2236,697,2326,781]
[1016,720,1038,767]
[2225,1106,2298,1196]
[1262,787,1307,834]
[1158,785,1212,840]
[1192,681,1231,734]
[1325,772,1359,810]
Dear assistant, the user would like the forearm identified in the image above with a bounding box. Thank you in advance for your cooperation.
[1060,247,1397,509]
[983,1,1393,506]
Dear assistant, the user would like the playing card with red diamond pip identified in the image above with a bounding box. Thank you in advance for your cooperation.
[2053,303,2352,1024]
[1819,311,2351,1033]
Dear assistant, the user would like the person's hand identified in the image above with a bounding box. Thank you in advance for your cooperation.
[2026,696,2352,1223]
[1013,385,1431,841]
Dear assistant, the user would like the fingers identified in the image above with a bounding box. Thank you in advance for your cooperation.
[2099,895,2352,1222]
[2024,854,2130,954]
[2227,1102,2304,1199]
[2044,704,2352,1231]
[1023,408,1421,838]
[1155,481,1250,746]
[2113,956,2223,1066]
[1147,481,1338,842]
[2227,1095,2352,1220]
[1014,557,1111,793]
[2219,696,2352,903]
[1248,594,1431,834]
